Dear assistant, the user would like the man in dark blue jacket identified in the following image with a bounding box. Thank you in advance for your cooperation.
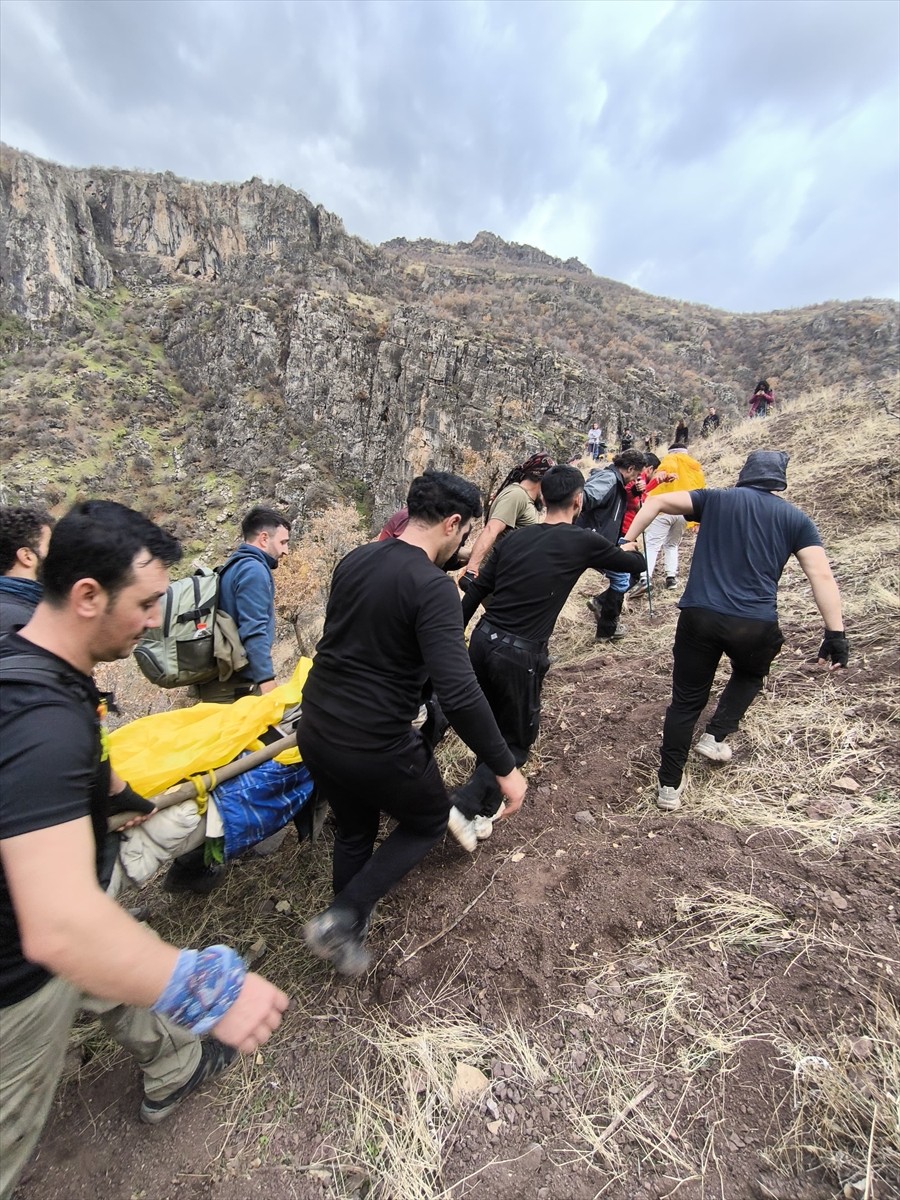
[198,507,291,702]
[0,507,54,638]
[167,507,292,890]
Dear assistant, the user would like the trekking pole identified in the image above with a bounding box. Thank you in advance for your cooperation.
[642,531,654,620]
[108,731,298,831]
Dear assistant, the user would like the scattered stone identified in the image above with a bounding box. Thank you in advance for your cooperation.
[576,1002,595,1018]
[613,1007,627,1025]
[451,1063,490,1105]
[486,1119,503,1135]
[849,1036,873,1060]
[509,851,526,862]
[274,899,292,914]
[834,776,860,793]
[574,810,596,826]
[827,890,849,911]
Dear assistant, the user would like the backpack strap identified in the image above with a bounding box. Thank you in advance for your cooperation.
[0,651,98,709]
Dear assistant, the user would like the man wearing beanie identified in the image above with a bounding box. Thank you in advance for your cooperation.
[627,450,849,812]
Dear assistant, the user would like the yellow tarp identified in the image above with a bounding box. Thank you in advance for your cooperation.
[109,659,312,798]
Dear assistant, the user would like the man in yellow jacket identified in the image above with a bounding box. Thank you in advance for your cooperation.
[631,442,705,592]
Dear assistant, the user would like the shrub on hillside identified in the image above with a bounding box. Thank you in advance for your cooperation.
[275,503,364,653]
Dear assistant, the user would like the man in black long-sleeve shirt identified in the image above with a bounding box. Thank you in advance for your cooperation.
[298,472,527,976]
[451,465,645,849]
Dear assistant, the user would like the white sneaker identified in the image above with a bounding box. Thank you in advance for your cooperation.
[656,780,684,811]
[472,815,494,840]
[695,732,733,763]
[472,803,504,840]
[448,805,478,852]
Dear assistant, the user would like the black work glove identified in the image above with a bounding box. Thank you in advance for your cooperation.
[817,629,849,669]
[458,571,477,594]
[107,782,156,818]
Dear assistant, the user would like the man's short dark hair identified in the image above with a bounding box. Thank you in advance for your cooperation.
[42,501,182,606]
[612,449,647,472]
[644,453,661,470]
[541,465,585,510]
[406,471,483,525]
[241,506,292,541]
[0,506,54,574]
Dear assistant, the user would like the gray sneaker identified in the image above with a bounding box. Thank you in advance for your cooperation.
[139,1039,237,1125]
[656,780,684,812]
[695,732,733,763]
[304,908,371,977]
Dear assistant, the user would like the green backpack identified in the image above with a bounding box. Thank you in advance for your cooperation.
[133,565,247,689]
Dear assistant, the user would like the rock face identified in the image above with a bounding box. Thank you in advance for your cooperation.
[2,143,897,525]
[0,144,370,321]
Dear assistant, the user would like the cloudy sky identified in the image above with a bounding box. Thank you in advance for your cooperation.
[1,0,897,312]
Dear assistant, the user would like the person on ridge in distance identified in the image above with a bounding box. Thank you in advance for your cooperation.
[749,380,775,418]
[459,452,555,590]
[701,406,721,437]
[586,423,603,461]
[447,466,645,850]
[627,450,849,814]
[297,471,527,976]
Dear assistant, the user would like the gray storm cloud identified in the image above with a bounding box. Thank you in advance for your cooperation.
[1,0,897,312]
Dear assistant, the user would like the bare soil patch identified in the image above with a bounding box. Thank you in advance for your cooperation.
[14,386,900,1200]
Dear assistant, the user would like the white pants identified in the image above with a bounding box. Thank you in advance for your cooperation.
[642,514,686,581]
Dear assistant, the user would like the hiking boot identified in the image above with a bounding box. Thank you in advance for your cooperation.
[162,859,225,896]
[585,597,604,620]
[139,1039,237,1125]
[665,576,677,590]
[656,780,684,812]
[627,578,649,597]
[695,732,733,763]
[448,805,479,852]
[304,908,371,977]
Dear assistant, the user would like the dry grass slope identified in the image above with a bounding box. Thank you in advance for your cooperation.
[34,379,900,1200]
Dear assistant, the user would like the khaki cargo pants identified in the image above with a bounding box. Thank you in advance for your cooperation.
[0,975,200,1200]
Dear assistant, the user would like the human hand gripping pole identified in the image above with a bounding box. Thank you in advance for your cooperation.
[494,766,527,819]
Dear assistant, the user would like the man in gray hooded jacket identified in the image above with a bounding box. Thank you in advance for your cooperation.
[627,450,849,812]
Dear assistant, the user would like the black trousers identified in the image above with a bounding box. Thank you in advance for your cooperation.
[453,622,550,820]
[296,705,450,928]
[659,607,784,787]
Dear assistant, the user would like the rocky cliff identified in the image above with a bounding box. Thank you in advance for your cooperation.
[1,144,897,541]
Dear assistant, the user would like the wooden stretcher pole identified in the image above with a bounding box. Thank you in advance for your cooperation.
[108,731,298,831]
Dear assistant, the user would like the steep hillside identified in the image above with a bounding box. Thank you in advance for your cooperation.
[1,144,897,555]
[17,383,900,1200]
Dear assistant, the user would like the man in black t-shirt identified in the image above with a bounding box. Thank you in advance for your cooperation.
[628,451,849,813]
[452,466,645,848]
[298,472,528,977]
[0,502,288,1200]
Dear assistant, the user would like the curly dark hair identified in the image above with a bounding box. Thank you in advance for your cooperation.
[406,471,483,525]
[0,506,54,574]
